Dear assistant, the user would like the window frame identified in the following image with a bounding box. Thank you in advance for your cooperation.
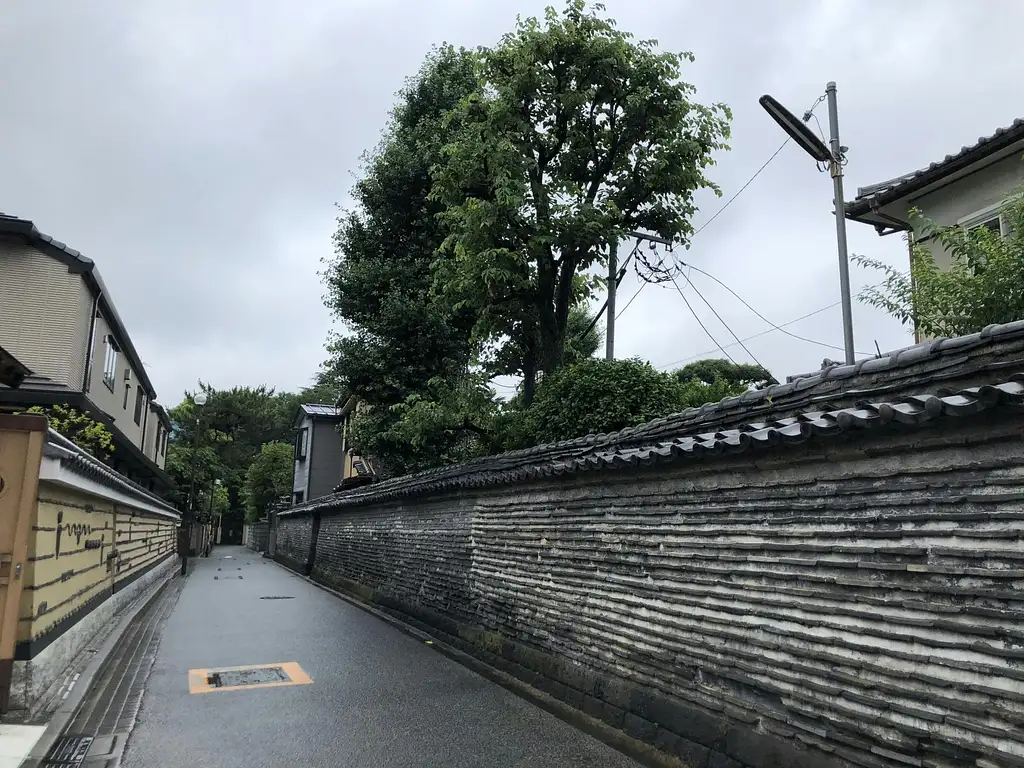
[123,369,132,410]
[134,386,145,425]
[958,199,1013,237]
[294,427,309,461]
[102,336,119,391]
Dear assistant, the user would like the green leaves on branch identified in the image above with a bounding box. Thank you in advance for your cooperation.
[242,442,294,522]
[675,358,774,389]
[321,43,486,477]
[855,191,1024,338]
[26,404,114,462]
[165,381,336,515]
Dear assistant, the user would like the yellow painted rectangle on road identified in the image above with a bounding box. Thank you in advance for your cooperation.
[188,662,312,694]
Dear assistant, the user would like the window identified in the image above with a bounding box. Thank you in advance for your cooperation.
[160,428,168,456]
[134,387,145,425]
[293,491,304,505]
[102,336,119,390]
[294,427,309,461]
[123,369,131,409]
[959,200,1014,238]
[154,424,163,457]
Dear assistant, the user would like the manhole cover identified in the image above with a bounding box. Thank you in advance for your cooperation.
[189,662,312,694]
[260,596,294,600]
[208,666,289,688]
[43,735,93,766]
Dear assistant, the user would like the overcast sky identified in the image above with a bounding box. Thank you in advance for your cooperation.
[3,1,1022,405]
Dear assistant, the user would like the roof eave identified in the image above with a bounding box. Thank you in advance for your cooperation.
[0,345,33,389]
[846,126,1024,220]
[0,215,159,400]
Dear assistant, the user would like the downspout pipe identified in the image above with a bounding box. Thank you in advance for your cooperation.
[82,290,101,392]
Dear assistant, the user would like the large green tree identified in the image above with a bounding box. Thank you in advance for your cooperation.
[322,44,504,475]
[242,441,294,522]
[855,190,1024,338]
[431,1,731,401]
[165,384,305,515]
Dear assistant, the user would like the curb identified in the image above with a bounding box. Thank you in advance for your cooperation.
[268,558,685,768]
[19,563,182,768]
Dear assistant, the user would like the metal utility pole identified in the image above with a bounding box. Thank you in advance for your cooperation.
[826,82,856,365]
[605,241,617,360]
[759,85,856,366]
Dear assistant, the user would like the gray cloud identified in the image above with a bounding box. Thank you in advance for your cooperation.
[2,0,1021,404]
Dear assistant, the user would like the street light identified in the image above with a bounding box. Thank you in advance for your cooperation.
[182,391,208,576]
[759,83,856,365]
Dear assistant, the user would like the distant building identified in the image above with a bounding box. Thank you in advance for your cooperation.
[0,214,174,496]
[334,395,375,492]
[290,399,375,505]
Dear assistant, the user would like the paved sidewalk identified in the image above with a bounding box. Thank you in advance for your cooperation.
[0,725,45,768]
[100,547,640,767]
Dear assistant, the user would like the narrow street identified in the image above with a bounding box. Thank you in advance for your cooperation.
[88,548,640,768]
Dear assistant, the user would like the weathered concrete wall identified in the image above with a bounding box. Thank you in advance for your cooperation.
[275,514,313,573]
[242,521,269,552]
[277,413,1024,768]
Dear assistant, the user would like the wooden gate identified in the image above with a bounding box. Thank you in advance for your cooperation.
[0,414,46,712]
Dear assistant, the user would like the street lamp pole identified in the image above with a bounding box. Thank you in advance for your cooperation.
[181,391,207,576]
[759,85,856,364]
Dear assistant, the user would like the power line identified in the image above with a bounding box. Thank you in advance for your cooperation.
[614,96,828,327]
[670,273,770,373]
[614,137,796,322]
[668,276,738,365]
[657,302,842,370]
[694,139,789,237]
[655,271,911,370]
[681,262,875,357]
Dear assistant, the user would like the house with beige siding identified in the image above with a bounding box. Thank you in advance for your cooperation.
[0,214,174,497]
[845,118,1024,339]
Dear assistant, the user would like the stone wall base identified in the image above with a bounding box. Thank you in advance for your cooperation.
[8,553,177,716]
[307,567,841,768]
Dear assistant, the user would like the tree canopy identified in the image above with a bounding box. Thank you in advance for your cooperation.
[511,357,753,446]
[316,1,731,476]
[321,44,493,476]
[431,0,730,399]
[855,189,1024,338]
[164,379,331,517]
[675,358,774,389]
[242,442,294,522]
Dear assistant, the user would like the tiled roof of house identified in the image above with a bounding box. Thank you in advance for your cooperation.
[281,320,1024,517]
[845,118,1024,217]
[299,403,342,418]
[0,213,159,399]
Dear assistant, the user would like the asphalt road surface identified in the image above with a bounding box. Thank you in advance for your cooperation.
[120,546,640,768]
